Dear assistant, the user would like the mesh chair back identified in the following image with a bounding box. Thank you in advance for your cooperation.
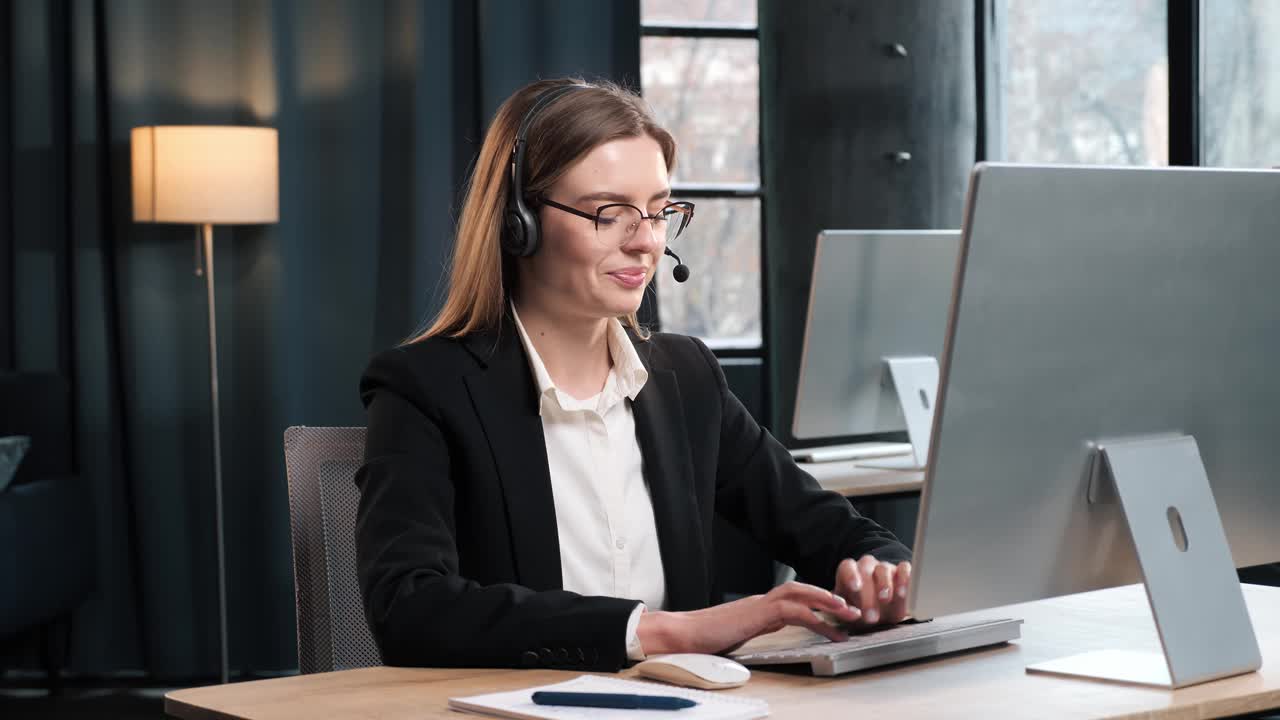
[283,426,382,673]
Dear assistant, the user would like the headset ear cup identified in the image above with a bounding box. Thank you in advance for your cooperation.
[502,209,527,256]
[502,206,540,257]
[519,206,540,257]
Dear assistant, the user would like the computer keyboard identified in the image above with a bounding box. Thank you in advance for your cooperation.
[792,442,913,463]
[732,616,1023,676]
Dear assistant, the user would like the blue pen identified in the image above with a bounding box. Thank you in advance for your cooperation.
[531,691,697,711]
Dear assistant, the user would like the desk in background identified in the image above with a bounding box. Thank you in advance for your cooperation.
[165,583,1280,720]
[799,459,922,498]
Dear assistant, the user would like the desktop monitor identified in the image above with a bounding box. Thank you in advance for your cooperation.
[909,163,1280,688]
[792,230,960,467]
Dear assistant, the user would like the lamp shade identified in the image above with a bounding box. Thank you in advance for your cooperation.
[131,125,279,224]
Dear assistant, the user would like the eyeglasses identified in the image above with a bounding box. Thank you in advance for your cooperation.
[540,198,695,248]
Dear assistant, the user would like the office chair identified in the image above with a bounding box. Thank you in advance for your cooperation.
[283,426,382,673]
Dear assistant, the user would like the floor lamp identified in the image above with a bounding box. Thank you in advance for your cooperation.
[131,126,279,684]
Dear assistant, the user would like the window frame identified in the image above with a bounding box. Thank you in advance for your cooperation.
[1167,0,1201,166]
[639,15,768,362]
[980,0,1205,169]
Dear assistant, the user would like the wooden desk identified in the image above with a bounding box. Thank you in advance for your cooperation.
[166,584,1280,720]
[799,459,923,497]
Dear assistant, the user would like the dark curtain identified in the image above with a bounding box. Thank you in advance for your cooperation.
[3,0,639,679]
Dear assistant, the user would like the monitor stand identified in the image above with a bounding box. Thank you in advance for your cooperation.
[1026,434,1261,688]
[857,356,937,471]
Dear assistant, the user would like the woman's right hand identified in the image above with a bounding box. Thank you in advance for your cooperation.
[636,581,860,656]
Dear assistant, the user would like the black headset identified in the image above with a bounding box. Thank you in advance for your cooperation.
[502,85,583,258]
[501,84,691,282]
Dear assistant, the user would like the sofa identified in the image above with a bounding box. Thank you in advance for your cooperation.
[0,372,95,682]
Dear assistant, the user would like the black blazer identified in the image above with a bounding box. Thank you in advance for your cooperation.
[355,319,911,672]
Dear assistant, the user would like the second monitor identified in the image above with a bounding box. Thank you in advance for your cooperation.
[792,230,960,468]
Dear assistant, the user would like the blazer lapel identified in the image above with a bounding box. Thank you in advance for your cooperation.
[462,327,563,592]
[630,343,709,611]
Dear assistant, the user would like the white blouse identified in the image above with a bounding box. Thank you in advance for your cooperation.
[511,306,665,659]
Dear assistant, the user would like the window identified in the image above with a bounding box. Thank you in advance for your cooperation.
[641,0,755,26]
[650,197,761,347]
[998,0,1168,165]
[641,1,762,349]
[1202,1,1280,167]
[639,38,758,184]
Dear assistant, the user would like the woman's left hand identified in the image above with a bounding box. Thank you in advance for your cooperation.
[833,556,911,628]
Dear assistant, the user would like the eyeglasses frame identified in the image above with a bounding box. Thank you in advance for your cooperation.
[538,197,696,244]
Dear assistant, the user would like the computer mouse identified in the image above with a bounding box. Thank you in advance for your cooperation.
[635,654,751,690]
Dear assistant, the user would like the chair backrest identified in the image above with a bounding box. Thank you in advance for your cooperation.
[282,426,381,673]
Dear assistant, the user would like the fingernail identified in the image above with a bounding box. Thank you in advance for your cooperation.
[879,587,891,600]
[866,609,879,624]
[898,586,908,599]
[833,593,847,606]
[852,577,862,591]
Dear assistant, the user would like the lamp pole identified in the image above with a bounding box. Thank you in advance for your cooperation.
[199,222,230,685]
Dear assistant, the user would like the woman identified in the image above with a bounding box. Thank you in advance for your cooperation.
[355,78,913,672]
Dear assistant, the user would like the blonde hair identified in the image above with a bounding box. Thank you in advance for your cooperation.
[411,78,677,342]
